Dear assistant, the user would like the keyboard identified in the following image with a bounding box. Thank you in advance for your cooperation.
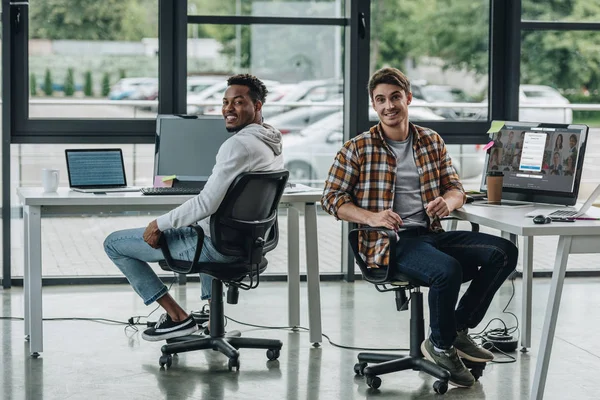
[140,187,202,196]
[549,210,578,217]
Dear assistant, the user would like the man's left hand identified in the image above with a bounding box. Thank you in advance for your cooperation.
[143,220,162,249]
[426,197,450,219]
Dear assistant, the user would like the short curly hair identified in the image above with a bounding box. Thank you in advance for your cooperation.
[368,67,411,100]
[227,74,269,104]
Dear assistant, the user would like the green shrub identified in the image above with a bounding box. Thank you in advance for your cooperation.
[83,71,93,97]
[30,73,37,96]
[43,69,53,96]
[101,72,111,97]
[64,68,75,96]
[119,69,126,80]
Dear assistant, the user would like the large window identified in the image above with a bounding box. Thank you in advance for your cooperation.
[367,0,490,187]
[186,3,347,275]
[27,1,159,119]
[187,23,344,188]
[522,0,600,22]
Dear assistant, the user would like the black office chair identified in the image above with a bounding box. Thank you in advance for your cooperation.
[348,219,482,395]
[156,170,289,371]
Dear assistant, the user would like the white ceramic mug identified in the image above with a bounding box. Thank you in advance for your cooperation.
[42,168,60,193]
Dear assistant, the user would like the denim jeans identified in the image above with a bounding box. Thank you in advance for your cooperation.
[104,227,240,305]
[392,228,518,349]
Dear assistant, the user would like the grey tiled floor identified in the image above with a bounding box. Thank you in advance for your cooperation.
[2,278,600,399]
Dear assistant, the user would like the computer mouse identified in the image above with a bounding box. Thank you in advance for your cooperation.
[533,215,552,224]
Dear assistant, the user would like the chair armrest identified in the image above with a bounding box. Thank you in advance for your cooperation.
[348,226,398,284]
[159,224,205,274]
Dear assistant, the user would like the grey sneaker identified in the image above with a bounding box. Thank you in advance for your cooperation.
[454,329,494,363]
[421,339,475,388]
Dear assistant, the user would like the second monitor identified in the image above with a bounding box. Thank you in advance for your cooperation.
[154,115,234,185]
[480,121,589,206]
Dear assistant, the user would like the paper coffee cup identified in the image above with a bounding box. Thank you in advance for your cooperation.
[486,171,503,203]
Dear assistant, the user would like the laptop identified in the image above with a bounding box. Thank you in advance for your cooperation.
[65,149,140,193]
[526,184,600,219]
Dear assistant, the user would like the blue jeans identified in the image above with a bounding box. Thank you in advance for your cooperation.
[392,228,518,349]
[104,227,240,305]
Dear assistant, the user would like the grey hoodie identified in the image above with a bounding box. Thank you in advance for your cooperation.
[156,123,284,235]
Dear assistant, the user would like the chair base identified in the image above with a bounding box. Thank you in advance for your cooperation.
[355,352,451,393]
[156,278,282,370]
[159,335,283,370]
[352,290,455,393]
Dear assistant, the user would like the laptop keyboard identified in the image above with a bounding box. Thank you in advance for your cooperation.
[140,187,202,196]
[549,210,578,217]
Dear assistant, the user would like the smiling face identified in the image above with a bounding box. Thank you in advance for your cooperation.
[222,84,262,132]
[555,134,563,148]
[371,83,412,132]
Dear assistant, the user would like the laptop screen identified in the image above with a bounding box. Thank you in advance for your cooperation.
[480,121,589,206]
[65,149,127,188]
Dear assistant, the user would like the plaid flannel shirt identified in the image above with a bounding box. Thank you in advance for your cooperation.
[321,122,466,268]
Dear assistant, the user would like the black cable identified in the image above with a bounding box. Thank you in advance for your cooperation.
[0,274,519,359]
[224,315,410,352]
[469,278,519,364]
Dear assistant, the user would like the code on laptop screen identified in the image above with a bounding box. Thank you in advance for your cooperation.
[67,150,126,186]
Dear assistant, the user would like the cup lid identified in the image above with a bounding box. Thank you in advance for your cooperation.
[487,170,504,177]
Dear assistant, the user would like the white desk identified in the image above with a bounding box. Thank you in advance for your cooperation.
[453,203,600,400]
[17,187,324,356]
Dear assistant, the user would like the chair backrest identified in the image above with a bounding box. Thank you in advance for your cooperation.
[210,170,289,264]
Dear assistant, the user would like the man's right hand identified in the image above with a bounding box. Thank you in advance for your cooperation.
[366,209,403,230]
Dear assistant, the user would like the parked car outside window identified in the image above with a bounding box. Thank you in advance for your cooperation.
[519,84,573,124]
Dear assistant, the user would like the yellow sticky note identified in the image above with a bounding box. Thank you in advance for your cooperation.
[161,175,177,182]
[487,120,505,134]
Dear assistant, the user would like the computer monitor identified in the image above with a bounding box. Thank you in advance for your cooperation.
[154,115,233,182]
[480,121,589,206]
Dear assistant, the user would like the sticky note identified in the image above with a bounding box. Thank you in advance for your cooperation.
[487,120,505,134]
[161,175,177,182]
[154,176,174,188]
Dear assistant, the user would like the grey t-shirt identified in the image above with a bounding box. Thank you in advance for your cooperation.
[385,135,428,228]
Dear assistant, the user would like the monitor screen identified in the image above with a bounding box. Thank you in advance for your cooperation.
[154,115,233,180]
[480,121,589,206]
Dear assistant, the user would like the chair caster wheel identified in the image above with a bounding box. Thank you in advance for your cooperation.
[365,375,381,389]
[433,380,448,394]
[228,357,240,371]
[159,354,172,368]
[266,349,280,361]
[353,362,367,376]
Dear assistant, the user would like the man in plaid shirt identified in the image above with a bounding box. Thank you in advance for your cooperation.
[322,67,518,388]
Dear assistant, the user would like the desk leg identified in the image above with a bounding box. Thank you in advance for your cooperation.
[26,205,43,357]
[531,235,572,400]
[304,203,322,345]
[287,206,300,329]
[23,206,30,340]
[521,236,533,351]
